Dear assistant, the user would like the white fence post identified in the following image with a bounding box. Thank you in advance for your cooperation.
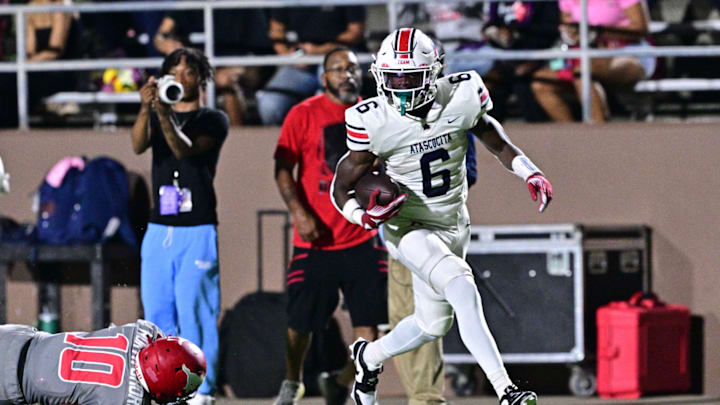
[16,10,29,130]
[580,0,592,123]
[203,2,216,109]
[387,0,397,32]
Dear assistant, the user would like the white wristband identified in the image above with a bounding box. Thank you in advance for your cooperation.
[511,155,542,181]
[342,198,365,225]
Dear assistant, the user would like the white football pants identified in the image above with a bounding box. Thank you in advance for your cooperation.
[364,220,507,386]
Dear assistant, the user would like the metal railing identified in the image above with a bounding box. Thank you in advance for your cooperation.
[2,0,720,129]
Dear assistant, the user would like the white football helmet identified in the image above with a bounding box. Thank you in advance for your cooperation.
[371,28,443,115]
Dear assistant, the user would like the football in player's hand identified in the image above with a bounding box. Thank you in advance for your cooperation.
[355,172,401,209]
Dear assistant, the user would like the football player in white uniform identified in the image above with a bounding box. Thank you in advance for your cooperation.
[331,28,552,405]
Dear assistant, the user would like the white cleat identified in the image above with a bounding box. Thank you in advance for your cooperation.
[499,384,538,405]
[349,338,383,405]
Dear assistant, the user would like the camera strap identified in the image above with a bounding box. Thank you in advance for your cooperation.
[169,113,193,147]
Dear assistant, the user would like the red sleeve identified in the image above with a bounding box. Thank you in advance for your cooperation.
[274,105,306,163]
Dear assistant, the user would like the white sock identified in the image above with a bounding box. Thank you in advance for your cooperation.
[443,276,510,398]
[488,368,513,399]
[362,315,437,369]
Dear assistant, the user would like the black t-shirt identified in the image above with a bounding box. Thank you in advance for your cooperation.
[149,108,229,226]
[271,6,365,46]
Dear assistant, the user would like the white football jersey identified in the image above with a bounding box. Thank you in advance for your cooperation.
[345,70,492,227]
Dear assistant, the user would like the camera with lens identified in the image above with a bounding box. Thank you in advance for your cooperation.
[157,75,184,104]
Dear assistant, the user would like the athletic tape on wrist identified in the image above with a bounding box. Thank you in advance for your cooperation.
[511,155,542,181]
[342,198,364,225]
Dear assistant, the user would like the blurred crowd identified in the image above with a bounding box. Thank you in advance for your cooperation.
[2,0,720,128]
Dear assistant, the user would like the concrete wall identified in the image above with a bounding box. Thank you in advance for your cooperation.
[1,123,718,395]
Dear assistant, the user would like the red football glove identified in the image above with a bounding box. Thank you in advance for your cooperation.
[360,189,407,230]
[526,174,553,213]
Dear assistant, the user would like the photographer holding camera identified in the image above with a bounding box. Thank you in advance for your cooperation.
[130,47,228,405]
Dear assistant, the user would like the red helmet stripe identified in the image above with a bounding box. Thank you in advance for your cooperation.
[395,28,414,59]
[397,28,412,52]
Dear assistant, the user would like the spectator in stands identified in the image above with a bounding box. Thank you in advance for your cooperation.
[130,47,229,405]
[0,0,15,127]
[0,0,9,60]
[79,0,162,60]
[658,0,720,82]
[480,1,559,122]
[398,2,490,76]
[25,0,81,116]
[26,0,76,62]
[531,0,654,122]
[272,47,387,405]
[397,2,557,122]
[153,8,272,125]
[257,6,366,125]
[152,10,196,56]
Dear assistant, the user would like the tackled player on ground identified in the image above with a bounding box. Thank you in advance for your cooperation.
[0,319,206,405]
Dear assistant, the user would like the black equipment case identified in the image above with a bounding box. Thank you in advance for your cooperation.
[442,224,651,395]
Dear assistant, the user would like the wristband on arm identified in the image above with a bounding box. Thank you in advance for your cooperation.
[511,155,542,181]
[341,198,365,226]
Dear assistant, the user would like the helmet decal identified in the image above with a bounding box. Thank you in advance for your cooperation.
[393,28,415,59]
[182,364,204,393]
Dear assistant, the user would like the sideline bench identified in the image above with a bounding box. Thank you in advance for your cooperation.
[0,243,139,329]
[43,91,141,129]
[631,78,720,121]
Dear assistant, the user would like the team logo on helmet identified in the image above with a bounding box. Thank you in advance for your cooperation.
[182,364,204,393]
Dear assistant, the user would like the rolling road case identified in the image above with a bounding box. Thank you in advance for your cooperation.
[442,224,651,396]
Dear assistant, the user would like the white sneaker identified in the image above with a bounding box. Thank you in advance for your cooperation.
[186,393,215,405]
[273,380,305,405]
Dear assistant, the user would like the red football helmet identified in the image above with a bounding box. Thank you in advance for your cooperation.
[134,336,207,403]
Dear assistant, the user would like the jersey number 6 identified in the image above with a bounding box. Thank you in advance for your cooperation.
[58,333,129,388]
[420,149,451,197]
[356,100,379,114]
[448,73,471,84]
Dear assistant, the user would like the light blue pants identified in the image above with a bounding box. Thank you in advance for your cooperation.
[256,65,321,125]
[140,223,220,395]
[444,43,496,76]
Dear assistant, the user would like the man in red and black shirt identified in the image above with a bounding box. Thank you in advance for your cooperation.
[273,47,387,405]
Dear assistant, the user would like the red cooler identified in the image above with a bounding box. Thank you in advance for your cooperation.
[596,292,691,399]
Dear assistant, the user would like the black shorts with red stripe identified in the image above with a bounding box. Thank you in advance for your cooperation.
[285,236,388,333]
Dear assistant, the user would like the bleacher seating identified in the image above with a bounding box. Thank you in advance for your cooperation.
[6,1,720,127]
